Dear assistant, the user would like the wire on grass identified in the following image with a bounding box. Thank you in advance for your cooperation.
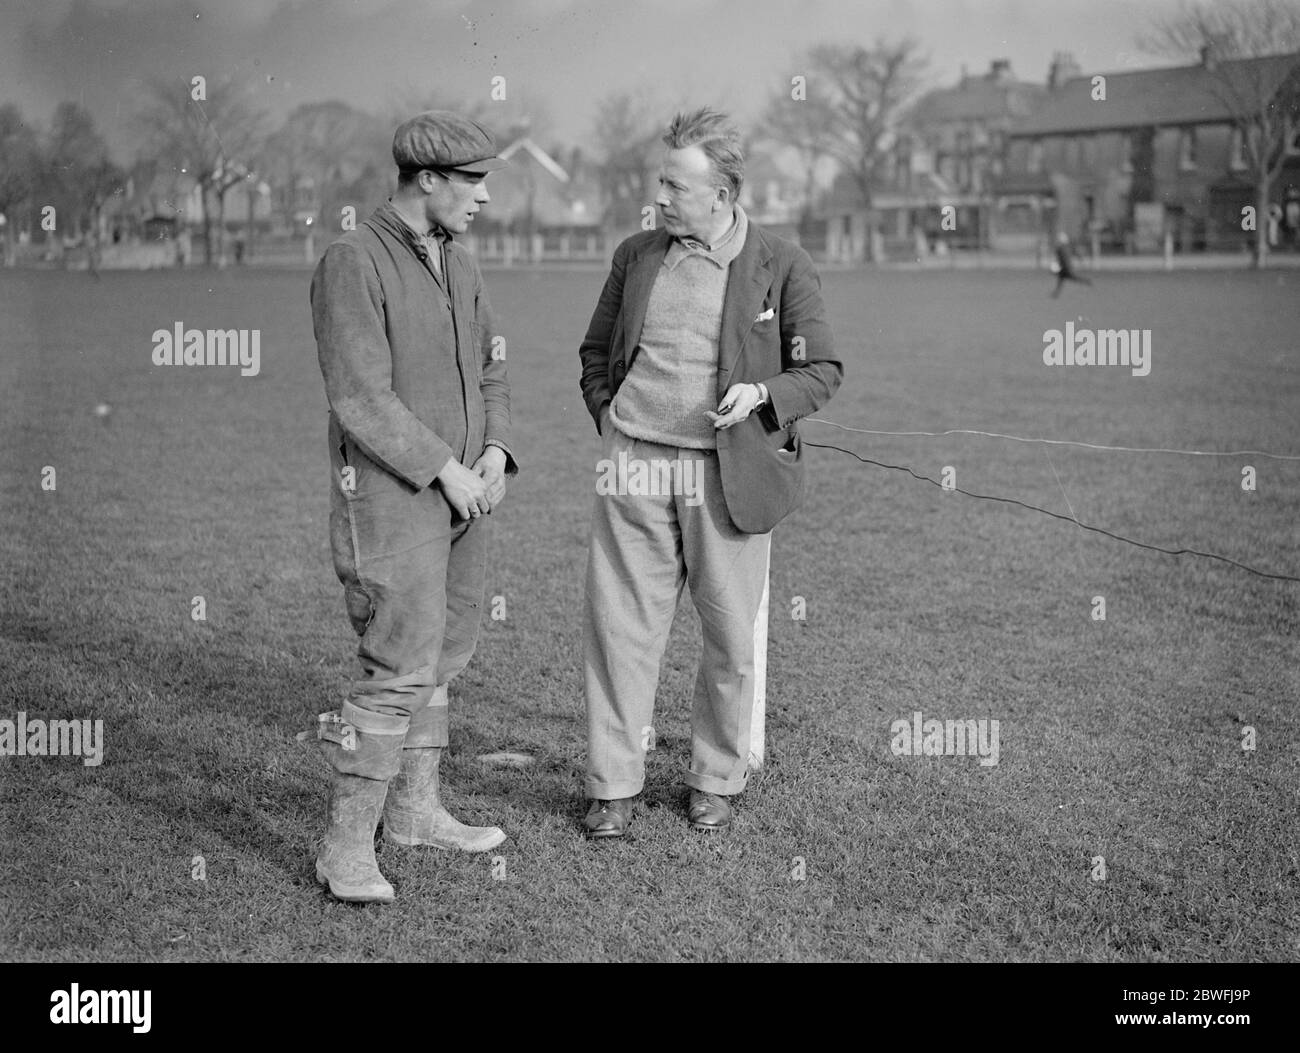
[803,439,1300,583]
[806,418,1300,461]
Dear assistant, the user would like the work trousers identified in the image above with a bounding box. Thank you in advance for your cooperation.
[330,431,487,746]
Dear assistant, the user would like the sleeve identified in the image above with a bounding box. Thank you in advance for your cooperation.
[474,261,518,475]
[578,238,629,432]
[762,246,844,428]
[311,241,455,489]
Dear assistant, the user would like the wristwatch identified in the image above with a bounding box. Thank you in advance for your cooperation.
[754,383,769,408]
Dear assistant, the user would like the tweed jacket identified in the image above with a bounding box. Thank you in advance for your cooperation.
[579,222,841,533]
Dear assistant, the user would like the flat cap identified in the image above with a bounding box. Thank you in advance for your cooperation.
[392,111,508,176]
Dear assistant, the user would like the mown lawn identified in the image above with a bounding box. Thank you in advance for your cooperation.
[1,262,1296,961]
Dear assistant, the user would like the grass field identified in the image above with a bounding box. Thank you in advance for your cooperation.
[1,262,1297,962]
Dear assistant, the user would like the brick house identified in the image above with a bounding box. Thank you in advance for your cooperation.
[1000,48,1300,253]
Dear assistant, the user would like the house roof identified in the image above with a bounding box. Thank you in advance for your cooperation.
[499,137,569,182]
[910,73,1047,125]
[481,136,603,227]
[1011,52,1300,136]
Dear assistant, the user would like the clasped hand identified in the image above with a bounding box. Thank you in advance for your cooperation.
[436,446,507,520]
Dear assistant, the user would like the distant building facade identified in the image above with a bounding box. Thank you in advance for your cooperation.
[1000,47,1300,252]
[819,58,1048,260]
[462,136,603,262]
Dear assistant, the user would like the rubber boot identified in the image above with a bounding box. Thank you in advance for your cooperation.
[383,746,506,852]
[382,687,505,852]
[310,702,408,904]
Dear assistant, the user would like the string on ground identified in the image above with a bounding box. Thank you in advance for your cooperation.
[806,418,1300,461]
[803,439,1300,584]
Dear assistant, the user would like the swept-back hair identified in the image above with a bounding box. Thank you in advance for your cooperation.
[663,107,744,202]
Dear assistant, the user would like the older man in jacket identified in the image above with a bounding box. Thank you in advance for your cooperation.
[578,107,842,837]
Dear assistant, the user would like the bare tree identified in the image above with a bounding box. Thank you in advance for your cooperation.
[388,89,548,147]
[1140,0,1300,266]
[591,92,662,233]
[135,76,268,266]
[801,39,929,260]
[44,102,125,271]
[0,104,40,266]
[757,78,839,233]
[266,101,390,234]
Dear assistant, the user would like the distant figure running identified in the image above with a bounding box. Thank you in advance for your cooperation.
[1050,231,1092,298]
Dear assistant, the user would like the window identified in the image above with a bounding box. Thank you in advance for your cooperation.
[1028,140,1044,174]
[1179,128,1198,170]
[956,131,972,189]
[894,140,911,188]
[1229,127,1248,170]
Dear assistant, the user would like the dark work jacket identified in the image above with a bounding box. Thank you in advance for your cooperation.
[311,203,516,498]
[578,222,842,533]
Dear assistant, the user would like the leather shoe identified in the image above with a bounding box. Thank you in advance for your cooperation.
[687,789,732,831]
[584,797,635,838]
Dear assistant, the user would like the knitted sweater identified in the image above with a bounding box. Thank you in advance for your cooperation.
[608,206,748,449]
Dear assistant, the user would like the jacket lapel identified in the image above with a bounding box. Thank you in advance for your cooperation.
[622,232,670,365]
[717,227,774,387]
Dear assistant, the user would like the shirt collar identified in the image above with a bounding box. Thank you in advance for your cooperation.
[666,205,747,270]
[380,201,453,249]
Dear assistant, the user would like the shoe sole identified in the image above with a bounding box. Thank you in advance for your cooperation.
[690,820,730,832]
[315,864,395,904]
[584,827,628,839]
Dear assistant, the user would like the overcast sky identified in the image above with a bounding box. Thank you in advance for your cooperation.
[1,0,1194,161]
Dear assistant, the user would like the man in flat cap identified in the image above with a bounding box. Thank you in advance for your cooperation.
[578,107,842,837]
[308,111,515,903]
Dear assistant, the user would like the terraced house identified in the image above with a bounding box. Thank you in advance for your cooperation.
[1000,45,1300,254]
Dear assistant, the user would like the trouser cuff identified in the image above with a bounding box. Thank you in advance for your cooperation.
[584,779,644,801]
[684,770,748,796]
[347,664,436,719]
[404,682,449,748]
[404,699,449,748]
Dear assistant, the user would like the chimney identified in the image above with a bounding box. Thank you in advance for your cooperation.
[1199,34,1229,70]
[989,58,1012,83]
[1048,51,1082,90]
